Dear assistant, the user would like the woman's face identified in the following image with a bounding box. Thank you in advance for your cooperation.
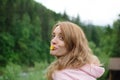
[50,26,67,57]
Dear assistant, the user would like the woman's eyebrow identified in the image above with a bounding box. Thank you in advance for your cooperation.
[52,32,55,34]
[59,33,62,35]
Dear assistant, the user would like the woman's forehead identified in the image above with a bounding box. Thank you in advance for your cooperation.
[53,26,61,33]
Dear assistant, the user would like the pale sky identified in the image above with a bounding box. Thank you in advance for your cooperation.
[35,0,120,26]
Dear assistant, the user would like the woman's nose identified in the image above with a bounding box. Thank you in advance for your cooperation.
[51,37,58,44]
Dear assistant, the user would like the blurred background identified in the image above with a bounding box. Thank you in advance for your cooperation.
[0,0,120,80]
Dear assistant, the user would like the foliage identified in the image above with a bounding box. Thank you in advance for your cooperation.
[0,0,56,66]
[3,62,22,80]
[111,16,120,57]
[0,62,48,80]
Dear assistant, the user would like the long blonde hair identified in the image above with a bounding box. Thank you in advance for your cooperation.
[46,21,101,80]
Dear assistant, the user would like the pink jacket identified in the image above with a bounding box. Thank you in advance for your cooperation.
[52,64,105,80]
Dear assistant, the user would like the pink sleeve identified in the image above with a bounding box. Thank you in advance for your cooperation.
[52,71,73,80]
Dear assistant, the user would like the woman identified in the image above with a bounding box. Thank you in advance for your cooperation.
[47,21,105,80]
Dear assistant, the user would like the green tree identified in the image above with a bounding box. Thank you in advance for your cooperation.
[112,15,120,57]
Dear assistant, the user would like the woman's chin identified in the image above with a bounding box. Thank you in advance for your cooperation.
[50,51,56,56]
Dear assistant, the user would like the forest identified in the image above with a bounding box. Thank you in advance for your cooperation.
[0,0,120,80]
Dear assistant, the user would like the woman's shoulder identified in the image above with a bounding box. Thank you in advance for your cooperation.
[53,69,95,80]
[52,69,83,80]
[52,64,105,80]
[80,64,105,78]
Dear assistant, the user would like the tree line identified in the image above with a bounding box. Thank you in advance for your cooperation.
[0,0,120,67]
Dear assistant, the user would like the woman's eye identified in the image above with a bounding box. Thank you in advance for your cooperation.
[59,35,64,40]
[51,34,55,39]
[51,33,64,41]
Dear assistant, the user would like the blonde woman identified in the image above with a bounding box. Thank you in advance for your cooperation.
[47,21,105,80]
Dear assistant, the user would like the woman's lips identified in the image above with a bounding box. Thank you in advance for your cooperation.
[50,45,57,50]
[50,45,55,50]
